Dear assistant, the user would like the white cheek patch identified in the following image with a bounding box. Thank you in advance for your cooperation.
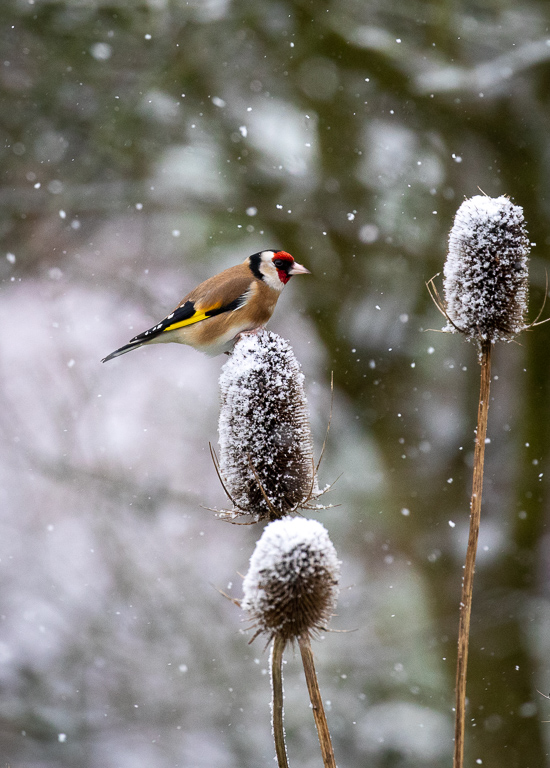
[262,266,285,291]
[259,252,285,291]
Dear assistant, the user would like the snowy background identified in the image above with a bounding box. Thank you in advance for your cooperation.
[2,1,550,767]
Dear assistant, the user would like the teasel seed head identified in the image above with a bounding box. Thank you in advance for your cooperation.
[443,195,529,343]
[218,330,318,521]
[242,516,340,645]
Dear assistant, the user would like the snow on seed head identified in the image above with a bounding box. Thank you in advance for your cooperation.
[218,330,317,521]
[443,195,529,343]
[242,517,340,645]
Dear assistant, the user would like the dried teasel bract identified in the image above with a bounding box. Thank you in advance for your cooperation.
[217,330,319,521]
[443,195,530,344]
[241,516,340,645]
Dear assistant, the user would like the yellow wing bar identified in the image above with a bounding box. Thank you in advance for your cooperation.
[162,305,221,333]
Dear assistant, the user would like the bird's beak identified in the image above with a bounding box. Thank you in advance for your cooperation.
[288,262,311,275]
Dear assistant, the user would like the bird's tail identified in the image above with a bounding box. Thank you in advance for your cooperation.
[101,339,147,363]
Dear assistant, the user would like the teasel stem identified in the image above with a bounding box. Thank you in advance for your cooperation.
[271,634,289,768]
[242,517,340,766]
[453,339,492,768]
[298,634,336,768]
[435,194,531,766]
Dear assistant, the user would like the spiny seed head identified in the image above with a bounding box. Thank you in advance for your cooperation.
[443,195,529,343]
[218,330,317,521]
[242,517,340,645]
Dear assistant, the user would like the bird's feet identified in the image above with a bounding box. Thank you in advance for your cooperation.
[226,327,264,354]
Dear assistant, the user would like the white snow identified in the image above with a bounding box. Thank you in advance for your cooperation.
[241,516,340,619]
[218,330,317,518]
[443,195,529,342]
[90,42,112,61]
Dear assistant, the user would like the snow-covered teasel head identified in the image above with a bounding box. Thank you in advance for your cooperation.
[242,517,340,645]
[217,330,319,521]
[443,195,529,344]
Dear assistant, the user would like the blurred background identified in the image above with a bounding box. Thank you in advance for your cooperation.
[2,1,550,766]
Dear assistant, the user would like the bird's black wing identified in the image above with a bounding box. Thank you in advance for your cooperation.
[131,294,247,342]
[102,292,248,363]
[130,300,197,343]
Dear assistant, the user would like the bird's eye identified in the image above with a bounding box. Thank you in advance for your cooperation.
[273,259,286,269]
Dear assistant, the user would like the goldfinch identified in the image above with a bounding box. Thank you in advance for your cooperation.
[102,249,310,362]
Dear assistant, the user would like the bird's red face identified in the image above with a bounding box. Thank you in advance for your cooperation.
[271,251,311,285]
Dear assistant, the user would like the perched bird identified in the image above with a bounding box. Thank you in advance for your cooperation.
[102,249,310,362]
